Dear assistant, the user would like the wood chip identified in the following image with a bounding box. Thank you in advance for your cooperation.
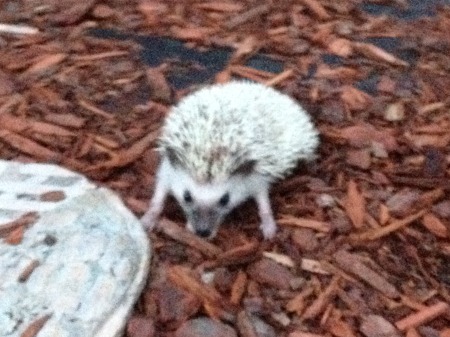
[23,53,67,76]
[344,180,366,229]
[333,250,399,299]
[195,2,244,12]
[230,270,247,305]
[421,213,448,238]
[43,113,86,129]
[1,130,59,160]
[157,218,223,257]
[285,287,315,315]
[302,275,341,320]
[395,302,450,331]
[300,258,330,275]
[263,251,295,268]
[288,333,325,337]
[167,265,224,307]
[78,99,115,120]
[88,130,159,172]
[328,38,353,57]
[5,225,25,245]
[0,23,39,35]
[213,242,260,267]
[18,259,40,282]
[327,316,357,337]
[20,315,52,337]
[278,215,331,232]
[337,124,398,152]
[350,209,427,241]
[40,190,66,202]
[264,69,295,87]
[440,328,450,337]
[0,212,39,237]
[146,67,173,104]
[301,0,331,20]
[353,42,408,67]
[72,51,129,62]
[224,4,270,29]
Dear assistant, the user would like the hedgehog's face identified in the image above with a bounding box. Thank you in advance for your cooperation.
[168,166,258,239]
[180,188,231,239]
[172,178,238,239]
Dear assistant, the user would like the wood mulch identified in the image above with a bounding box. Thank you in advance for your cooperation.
[1,1,449,336]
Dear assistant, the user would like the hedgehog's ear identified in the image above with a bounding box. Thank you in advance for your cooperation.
[165,146,183,168]
[232,159,257,176]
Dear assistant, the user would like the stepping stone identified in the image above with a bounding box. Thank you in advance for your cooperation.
[0,160,151,337]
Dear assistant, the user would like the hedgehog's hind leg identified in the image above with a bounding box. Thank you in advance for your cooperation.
[255,189,277,239]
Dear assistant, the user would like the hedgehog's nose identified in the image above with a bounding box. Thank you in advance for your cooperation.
[196,229,211,238]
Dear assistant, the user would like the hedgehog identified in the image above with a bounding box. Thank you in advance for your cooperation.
[141,81,319,239]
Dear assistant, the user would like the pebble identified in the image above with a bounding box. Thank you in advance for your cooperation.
[291,228,319,252]
[360,315,401,337]
[127,316,155,337]
[154,282,200,324]
[236,310,276,337]
[247,258,294,290]
[250,315,276,337]
[175,317,237,337]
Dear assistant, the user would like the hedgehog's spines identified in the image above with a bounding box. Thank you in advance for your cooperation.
[158,80,319,183]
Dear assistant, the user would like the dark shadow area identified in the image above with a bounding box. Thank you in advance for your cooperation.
[89,29,283,89]
[361,0,450,20]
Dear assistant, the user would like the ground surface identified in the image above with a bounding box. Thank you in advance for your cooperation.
[0,1,449,337]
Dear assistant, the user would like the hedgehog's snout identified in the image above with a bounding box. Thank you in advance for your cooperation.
[195,228,212,238]
[185,207,225,240]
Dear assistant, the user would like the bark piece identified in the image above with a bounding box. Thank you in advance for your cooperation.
[247,258,295,290]
[334,250,399,299]
[395,302,450,331]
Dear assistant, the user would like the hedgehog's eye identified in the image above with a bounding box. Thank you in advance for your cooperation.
[218,193,230,207]
[183,190,193,203]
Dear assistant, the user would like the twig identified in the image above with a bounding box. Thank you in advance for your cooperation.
[278,215,331,232]
[225,4,270,29]
[350,209,427,241]
[302,275,341,320]
[0,23,39,35]
[301,0,331,20]
[72,51,129,62]
[78,99,115,120]
[264,69,295,86]
[157,218,223,257]
[395,302,449,331]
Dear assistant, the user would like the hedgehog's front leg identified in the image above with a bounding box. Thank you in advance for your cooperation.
[141,183,168,230]
[141,163,169,230]
[255,189,277,239]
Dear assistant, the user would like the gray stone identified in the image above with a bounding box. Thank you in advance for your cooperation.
[175,317,237,337]
[0,160,151,337]
[360,315,401,337]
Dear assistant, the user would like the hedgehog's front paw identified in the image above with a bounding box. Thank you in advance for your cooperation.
[140,211,158,230]
[260,216,277,239]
